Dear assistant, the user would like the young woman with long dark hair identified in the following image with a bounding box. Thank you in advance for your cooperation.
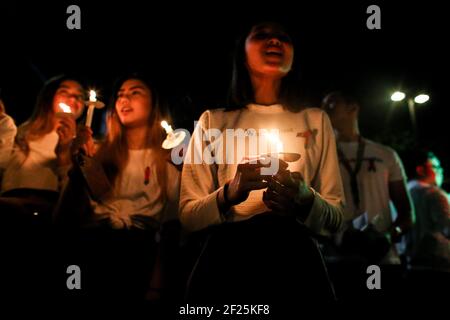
[180,22,345,305]
[55,73,180,301]
[0,75,84,223]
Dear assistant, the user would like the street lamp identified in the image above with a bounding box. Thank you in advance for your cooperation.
[390,91,430,132]
[391,91,406,102]
[414,94,429,104]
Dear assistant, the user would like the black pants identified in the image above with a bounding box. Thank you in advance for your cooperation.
[185,213,335,306]
[0,188,58,227]
[36,226,157,303]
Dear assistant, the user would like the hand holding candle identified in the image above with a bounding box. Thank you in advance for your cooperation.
[55,103,75,133]
[55,103,77,158]
[260,133,312,217]
[263,169,314,220]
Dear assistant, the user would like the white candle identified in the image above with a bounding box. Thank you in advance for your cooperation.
[161,120,174,135]
[85,90,97,127]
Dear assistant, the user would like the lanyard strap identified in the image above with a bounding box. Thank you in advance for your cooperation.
[337,136,366,208]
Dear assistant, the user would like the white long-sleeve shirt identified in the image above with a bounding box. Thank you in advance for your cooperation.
[180,104,345,235]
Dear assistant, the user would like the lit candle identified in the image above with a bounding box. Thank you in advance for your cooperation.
[276,139,283,154]
[264,131,284,154]
[85,90,97,127]
[161,120,186,149]
[58,102,72,114]
[262,131,300,162]
[89,90,97,103]
[161,120,174,135]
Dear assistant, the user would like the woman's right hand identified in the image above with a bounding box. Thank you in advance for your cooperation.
[71,125,95,157]
[225,161,269,206]
[223,157,288,205]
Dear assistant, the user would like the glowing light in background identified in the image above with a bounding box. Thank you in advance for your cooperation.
[414,94,429,104]
[391,91,405,102]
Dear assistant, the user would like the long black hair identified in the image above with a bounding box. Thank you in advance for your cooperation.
[227,22,304,112]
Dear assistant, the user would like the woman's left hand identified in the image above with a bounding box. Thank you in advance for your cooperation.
[263,169,315,221]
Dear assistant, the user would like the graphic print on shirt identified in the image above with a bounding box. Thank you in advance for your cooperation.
[296,129,318,148]
[237,127,318,153]
[144,166,150,185]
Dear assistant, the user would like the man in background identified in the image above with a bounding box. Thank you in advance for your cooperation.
[322,91,414,264]
[406,150,450,268]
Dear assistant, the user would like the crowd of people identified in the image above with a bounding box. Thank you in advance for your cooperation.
[1,22,448,310]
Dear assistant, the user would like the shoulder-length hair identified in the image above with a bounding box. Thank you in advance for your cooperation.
[227,22,304,113]
[95,72,171,202]
[15,74,84,155]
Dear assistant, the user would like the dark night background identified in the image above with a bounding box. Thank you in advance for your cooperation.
[1,1,448,189]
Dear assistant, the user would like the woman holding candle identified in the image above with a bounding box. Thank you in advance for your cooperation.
[180,22,345,304]
[59,73,180,229]
[0,75,85,224]
[55,73,181,301]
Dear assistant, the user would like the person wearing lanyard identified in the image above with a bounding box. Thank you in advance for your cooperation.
[321,91,414,265]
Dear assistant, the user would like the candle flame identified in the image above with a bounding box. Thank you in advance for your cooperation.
[58,103,72,113]
[264,131,284,153]
[161,120,173,134]
[89,90,97,102]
